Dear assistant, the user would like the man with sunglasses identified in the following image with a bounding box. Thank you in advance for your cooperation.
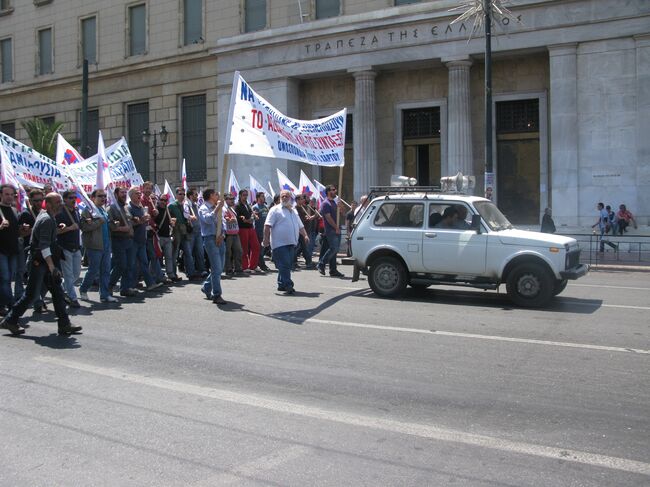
[79,190,117,303]
[56,190,82,307]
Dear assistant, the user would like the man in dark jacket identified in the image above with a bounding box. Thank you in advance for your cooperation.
[0,184,20,316]
[1,193,82,336]
[108,186,136,297]
[56,190,82,307]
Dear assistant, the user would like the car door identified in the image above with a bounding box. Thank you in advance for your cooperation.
[422,202,488,275]
[371,201,425,270]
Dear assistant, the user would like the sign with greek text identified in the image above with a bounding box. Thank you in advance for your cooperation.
[225,72,346,167]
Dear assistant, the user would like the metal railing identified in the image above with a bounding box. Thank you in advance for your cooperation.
[562,233,650,265]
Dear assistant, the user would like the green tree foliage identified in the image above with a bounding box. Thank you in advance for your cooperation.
[20,119,64,160]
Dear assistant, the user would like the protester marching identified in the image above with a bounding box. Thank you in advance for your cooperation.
[0,72,352,336]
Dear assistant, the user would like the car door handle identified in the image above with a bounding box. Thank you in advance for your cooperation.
[424,232,437,238]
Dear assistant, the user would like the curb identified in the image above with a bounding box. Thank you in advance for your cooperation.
[587,264,650,273]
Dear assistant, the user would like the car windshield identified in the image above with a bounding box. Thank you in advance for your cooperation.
[474,201,513,231]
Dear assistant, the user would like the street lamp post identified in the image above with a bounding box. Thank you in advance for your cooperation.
[142,126,168,184]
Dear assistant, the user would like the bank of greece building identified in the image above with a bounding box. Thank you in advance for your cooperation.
[0,0,648,225]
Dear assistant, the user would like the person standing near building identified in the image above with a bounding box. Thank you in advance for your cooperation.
[0,184,20,317]
[235,189,261,272]
[263,190,309,295]
[198,189,227,305]
[223,194,243,277]
[185,188,206,278]
[317,185,344,278]
[127,187,162,293]
[168,187,196,280]
[154,195,176,282]
[592,202,617,252]
[141,181,163,282]
[79,189,116,303]
[108,186,136,297]
[56,190,82,308]
[540,207,556,234]
[295,194,316,268]
[252,191,270,272]
[1,192,82,336]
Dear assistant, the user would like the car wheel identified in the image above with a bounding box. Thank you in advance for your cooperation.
[369,257,407,298]
[506,263,554,307]
[553,279,568,296]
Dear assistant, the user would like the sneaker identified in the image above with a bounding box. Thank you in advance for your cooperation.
[146,282,163,292]
[101,296,119,303]
[235,271,246,277]
[119,289,137,297]
[277,286,286,292]
[304,263,317,270]
[329,270,345,278]
[79,292,89,301]
[283,286,295,295]
[221,274,232,280]
[69,300,81,308]
[171,276,183,282]
[318,265,325,276]
[201,288,211,300]
[34,303,49,313]
[1,318,25,335]
[243,269,253,274]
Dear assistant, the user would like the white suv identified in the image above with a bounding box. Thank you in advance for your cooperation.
[350,190,588,307]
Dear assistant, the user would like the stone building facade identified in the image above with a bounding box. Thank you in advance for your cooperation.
[0,0,648,225]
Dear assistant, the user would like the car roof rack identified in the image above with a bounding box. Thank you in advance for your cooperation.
[368,186,443,200]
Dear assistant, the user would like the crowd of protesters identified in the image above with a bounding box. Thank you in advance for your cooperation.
[0,181,356,337]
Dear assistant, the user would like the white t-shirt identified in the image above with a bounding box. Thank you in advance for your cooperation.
[265,205,304,250]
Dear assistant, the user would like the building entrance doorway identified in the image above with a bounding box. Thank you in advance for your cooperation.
[402,107,441,186]
[496,99,540,224]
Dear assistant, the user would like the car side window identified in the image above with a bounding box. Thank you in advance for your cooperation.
[374,203,424,228]
[428,203,473,230]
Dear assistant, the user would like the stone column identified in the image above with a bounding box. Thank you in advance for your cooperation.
[445,59,473,176]
[635,35,650,218]
[351,69,378,200]
[548,44,578,226]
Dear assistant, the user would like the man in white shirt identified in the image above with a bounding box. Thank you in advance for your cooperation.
[263,190,309,295]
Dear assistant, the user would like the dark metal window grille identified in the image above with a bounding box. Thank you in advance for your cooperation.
[403,107,440,139]
[245,0,266,33]
[127,102,149,178]
[183,0,202,45]
[345,113,353,145]
[316,0,339,19]
[496,99,539,134]
[38,28,52,74]
[1,38,12,83]
[129,4,146,56]
[182,94,206,181]
[1,121,15,138]
[81,16,97,64]
[41,116,55,126]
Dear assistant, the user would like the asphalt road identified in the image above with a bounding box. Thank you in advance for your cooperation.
[1,267,648,486]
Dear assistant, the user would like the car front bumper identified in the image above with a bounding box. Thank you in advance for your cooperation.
[560,264,589,280]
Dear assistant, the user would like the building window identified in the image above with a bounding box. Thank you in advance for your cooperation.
[0,0,13,14]
[41,115,55,126]
[34,0,53,6]
[78,109,99,155]
[81,16,97,64]
[38,27,53,75]
[394,0,419,5]
[183,0,202,45]
[403,107,440,139]
[0,38,11,83]
[244,0,266,33]
[315,0,340,20]
[128,4,146,56]
[127,102,150,178]
[496,99,539,134]
[181,94,206,181]
[1,121,15,138]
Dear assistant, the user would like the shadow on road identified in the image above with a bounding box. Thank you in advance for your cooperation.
[10,333,81,349]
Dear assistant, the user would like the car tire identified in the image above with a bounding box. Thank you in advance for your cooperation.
[369,256,407,298]
[553,279,568,296]
[506,262,554,308]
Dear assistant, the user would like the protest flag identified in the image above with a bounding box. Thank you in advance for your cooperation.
[163,179,176,203]
[0,144,27,211]
[95,131,111,191]
[267,181,275,198]
[56,134,84,167]
[248,175,268,204]
[298,170,315,198]
[181,158,188,192]
[276,168,297,194]
[228,169,240,197]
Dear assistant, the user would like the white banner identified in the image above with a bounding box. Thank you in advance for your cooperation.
[225,72,347,167]
[58,136,144,193]
[0,131,69,190]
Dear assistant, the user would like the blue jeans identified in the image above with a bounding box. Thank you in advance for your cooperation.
[61,249,82,300]
[110,238,134,291]
[0,252,17,307]
[189,231,205,273]
[147,236,164,281]
[273,245,295,290]
[131,241,156,287]
[173,234,196,277]
[319,230,340,272]
[80,247,111,299]
[202,236,226,298]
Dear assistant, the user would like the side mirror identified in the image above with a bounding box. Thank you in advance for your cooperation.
[471,214,482,233]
